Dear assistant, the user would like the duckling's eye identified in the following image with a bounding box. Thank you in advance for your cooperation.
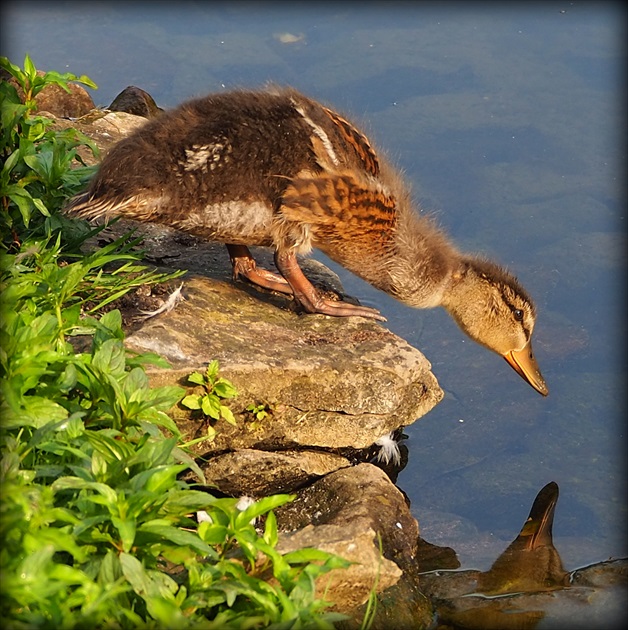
[513,309,524,321]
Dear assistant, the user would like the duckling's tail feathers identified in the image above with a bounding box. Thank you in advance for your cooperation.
[63,191,97,220]
[64,192,155,223]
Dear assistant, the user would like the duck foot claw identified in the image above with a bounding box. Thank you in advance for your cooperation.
[296,295,387,321]
[227,244,293,294]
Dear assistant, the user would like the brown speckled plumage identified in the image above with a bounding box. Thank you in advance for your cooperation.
[65,86,548,395]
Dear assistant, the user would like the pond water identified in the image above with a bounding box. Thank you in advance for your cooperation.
[3,0,625,578]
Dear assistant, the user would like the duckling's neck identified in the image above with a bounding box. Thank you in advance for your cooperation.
[385,211,461,308]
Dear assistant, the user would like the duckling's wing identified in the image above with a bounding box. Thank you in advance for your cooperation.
[280,171,397,262]
[321,107,380,177]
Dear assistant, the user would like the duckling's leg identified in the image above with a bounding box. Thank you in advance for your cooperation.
[274,250,386,321]
[227,244,293,294]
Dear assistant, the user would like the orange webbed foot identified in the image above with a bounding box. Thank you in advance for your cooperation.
[274,249,386,321]
[227,244,293,295]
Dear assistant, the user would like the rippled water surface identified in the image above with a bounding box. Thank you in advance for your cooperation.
[3,0,625,576]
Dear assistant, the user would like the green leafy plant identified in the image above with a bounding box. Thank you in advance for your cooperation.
[1,53,96,108]
[1,54,99,246]
[0,236,185,431]
[0,245,348,626]
[246,402,273,422]
[1,55,353,629]
[1,419,349,629]
[182,360,238,426]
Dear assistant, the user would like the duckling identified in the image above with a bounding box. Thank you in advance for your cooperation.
[65,87,548,396]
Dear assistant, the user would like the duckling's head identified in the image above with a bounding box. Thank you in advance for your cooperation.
[443,256,548,396]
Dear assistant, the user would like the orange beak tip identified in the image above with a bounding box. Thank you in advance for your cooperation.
[504,345,549,397]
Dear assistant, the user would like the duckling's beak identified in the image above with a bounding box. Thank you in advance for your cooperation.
[503,341,549,396]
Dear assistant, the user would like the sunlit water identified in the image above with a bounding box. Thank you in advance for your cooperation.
[3,0,625,579]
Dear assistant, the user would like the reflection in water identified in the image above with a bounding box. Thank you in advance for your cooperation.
[418,482,627,629]
[476,481,567,595]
